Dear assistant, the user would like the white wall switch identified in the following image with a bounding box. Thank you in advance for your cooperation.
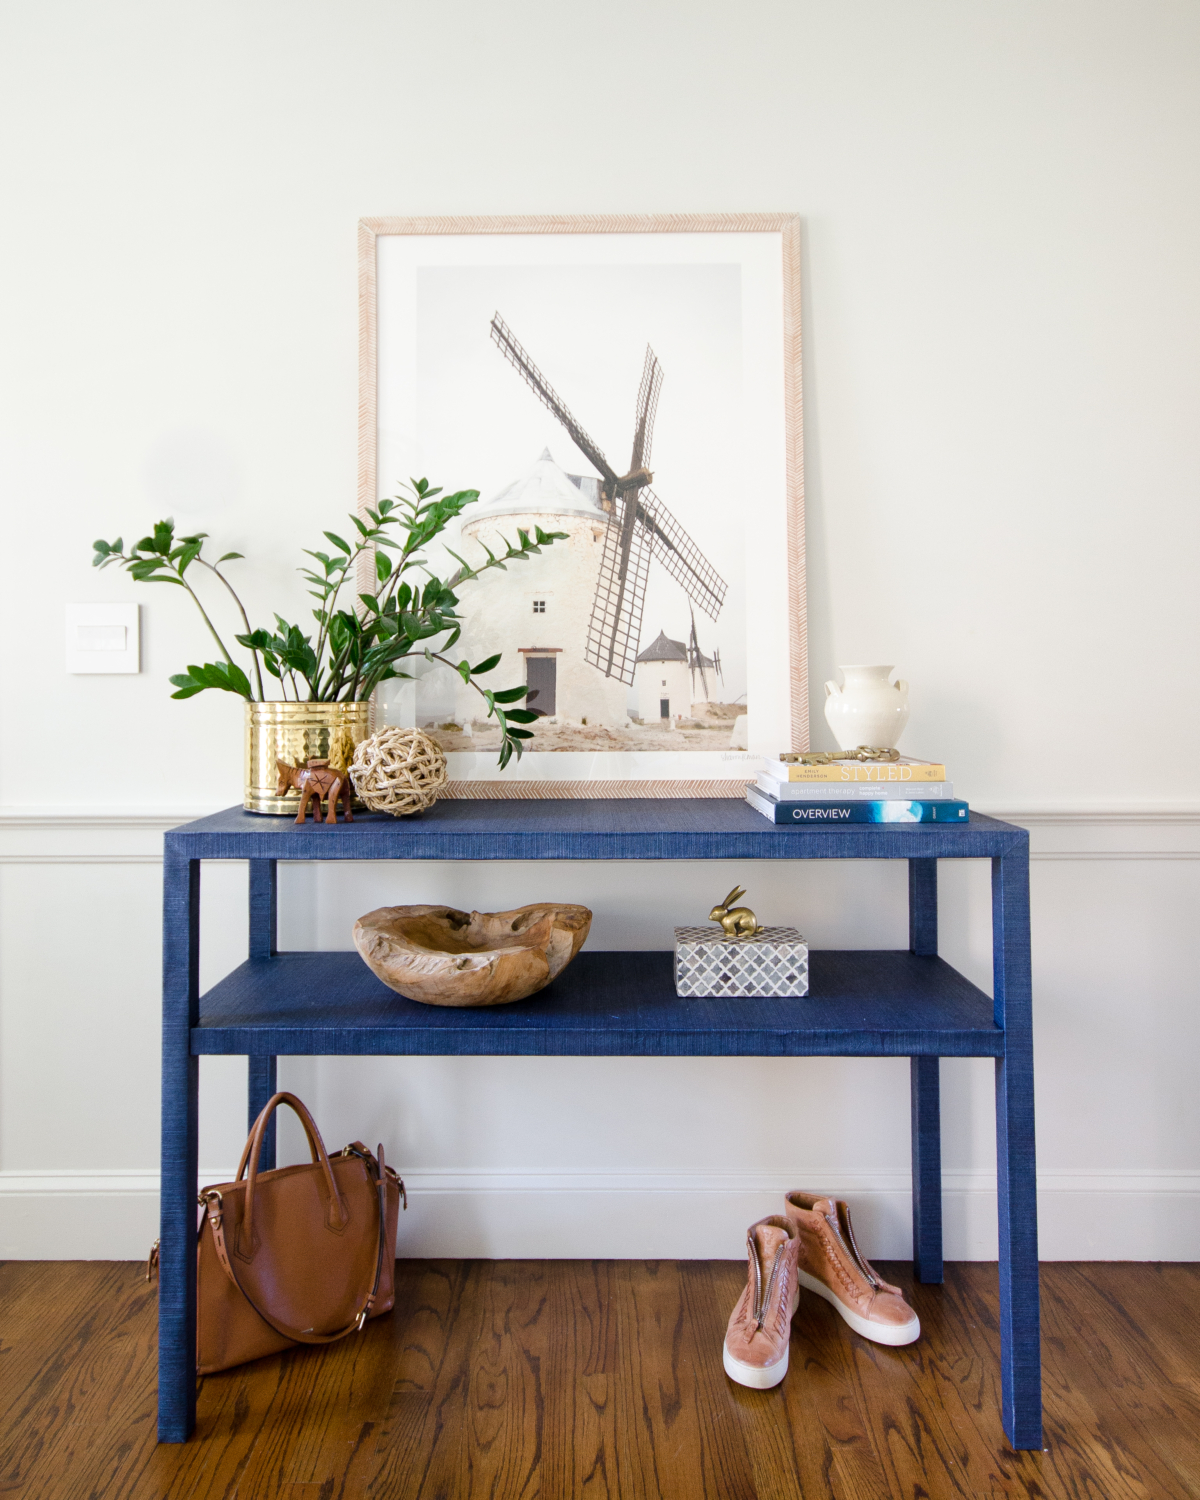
[65,602,140,673]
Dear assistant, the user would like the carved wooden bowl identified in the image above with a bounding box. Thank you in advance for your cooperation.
[353,903,592,1008]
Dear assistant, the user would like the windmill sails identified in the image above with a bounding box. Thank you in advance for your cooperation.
[491,315,617,491]
[491,313,727,687]
[586,493,653,682]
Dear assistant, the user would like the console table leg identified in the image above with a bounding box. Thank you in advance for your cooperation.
[907,858,944,1283]
[159,850,199,1443]
[248,859,278,961]
[910,1056,943,1283]
[247,861,279,1169]
[908,857,938,955]
[248,1055,278,1168]
[993,849,1042,1450]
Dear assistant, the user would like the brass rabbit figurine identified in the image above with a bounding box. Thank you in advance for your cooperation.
[709,886,764,938]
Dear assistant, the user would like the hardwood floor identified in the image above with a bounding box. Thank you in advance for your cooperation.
[2,1259,1198,1498]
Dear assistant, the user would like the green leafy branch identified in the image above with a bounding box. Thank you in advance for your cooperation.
[91,479,567,769]
[92,521,265,700]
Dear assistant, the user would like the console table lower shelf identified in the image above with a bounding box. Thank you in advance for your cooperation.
[193,949,1005,1057]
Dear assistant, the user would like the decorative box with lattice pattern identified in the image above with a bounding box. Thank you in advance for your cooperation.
[673,926,809,999]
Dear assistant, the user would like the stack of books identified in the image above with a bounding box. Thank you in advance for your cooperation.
[746,755,969,825]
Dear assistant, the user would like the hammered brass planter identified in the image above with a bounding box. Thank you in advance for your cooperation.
[244,701,374,814]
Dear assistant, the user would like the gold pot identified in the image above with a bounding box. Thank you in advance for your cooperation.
[244,701,374,814]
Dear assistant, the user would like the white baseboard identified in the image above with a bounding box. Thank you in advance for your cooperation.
[3,1168,1197,1262]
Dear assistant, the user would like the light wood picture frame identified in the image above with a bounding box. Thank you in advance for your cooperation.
[359,214,805,798]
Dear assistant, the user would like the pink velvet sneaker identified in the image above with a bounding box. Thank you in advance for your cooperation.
[784,1191,920,1346]
[722,1215,800,1388]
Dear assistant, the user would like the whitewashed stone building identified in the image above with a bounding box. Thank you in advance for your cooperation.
[450,451,631,726]
[633,630,713,723]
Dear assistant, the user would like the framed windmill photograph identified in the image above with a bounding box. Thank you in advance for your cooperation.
[359,214,805,797]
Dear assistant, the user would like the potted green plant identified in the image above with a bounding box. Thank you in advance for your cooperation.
[92,480,565,811]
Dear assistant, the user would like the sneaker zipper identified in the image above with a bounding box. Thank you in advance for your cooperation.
[825,1211,879,1289]
[753,1243,786,1331]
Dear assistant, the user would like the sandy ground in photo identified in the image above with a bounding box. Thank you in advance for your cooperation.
[424,705,743,754]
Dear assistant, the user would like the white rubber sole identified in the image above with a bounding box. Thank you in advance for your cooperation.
[723,1341,789,1389]
[723,1284,800,1389]
[797,1268,920,1346]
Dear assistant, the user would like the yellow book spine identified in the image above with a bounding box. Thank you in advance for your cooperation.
[784,764,947,783]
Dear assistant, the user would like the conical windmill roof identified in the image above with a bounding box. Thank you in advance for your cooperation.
[466,449,607,523]
[635,631,687,663]
[635,629,715,668]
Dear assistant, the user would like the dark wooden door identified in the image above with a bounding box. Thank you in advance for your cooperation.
[526,656,557,716]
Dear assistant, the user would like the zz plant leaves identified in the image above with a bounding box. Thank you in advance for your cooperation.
[91,478,568,768]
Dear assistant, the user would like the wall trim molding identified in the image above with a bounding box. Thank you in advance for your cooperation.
[1030,850,1200,861]
[4,1166,1196,1197]
[6,854,1196,867]
[2,806,1198,827]
[0,855,166,865]
[0,805,1198,865]
[982,808,1200,825]
[0,810,215,830]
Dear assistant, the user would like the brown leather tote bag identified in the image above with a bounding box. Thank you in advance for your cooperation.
[196,1091,405,1375]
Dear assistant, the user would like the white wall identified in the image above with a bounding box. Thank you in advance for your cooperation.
[1,1,1198,1261]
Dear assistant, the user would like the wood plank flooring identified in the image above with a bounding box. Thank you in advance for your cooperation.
[2,1259,1198,1499]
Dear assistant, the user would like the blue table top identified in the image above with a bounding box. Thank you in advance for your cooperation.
[166,800,1025,861]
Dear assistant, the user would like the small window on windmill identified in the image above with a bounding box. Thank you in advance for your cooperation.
[532,600,545,614]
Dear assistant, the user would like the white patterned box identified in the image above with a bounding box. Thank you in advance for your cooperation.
[673,926,809,999]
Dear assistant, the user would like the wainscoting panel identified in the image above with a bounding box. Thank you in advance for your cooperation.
[1,807,1197,1261]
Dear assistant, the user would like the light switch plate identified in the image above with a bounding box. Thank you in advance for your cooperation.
[65,602,140,673]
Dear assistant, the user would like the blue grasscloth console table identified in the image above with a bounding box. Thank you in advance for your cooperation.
[159,800,1040,1448]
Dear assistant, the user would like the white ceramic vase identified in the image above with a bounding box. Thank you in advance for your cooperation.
[823,665,909,751]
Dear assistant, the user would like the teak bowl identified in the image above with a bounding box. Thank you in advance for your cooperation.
[353,903,592,1008]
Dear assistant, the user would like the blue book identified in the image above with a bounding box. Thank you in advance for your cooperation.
[746,786,969,825]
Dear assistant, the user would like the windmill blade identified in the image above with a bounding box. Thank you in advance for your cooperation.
[635,488,727,621]
[490,314,619,486]
[584,499,653,686]
[628,345,663,473]
[688,603,710,701]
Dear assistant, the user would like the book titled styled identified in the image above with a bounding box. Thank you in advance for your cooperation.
[762,756,947,784]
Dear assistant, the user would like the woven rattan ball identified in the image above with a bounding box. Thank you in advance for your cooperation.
[349,727,448,816]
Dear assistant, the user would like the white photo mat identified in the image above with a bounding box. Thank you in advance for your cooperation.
[358,214,806,798]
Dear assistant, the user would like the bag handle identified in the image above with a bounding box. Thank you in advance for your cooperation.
[235,1094,322,1182]
[201,1140,390,1345]
[239,1092,348,1257]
